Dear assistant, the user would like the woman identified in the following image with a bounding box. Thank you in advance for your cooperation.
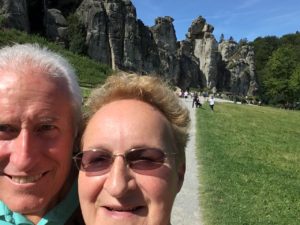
[74,72,190,225]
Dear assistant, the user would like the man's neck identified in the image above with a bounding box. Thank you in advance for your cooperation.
[25,214,43,225]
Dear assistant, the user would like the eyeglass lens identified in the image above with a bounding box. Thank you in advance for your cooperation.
[74,148,168,176]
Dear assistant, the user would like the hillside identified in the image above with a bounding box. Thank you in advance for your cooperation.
[0,29,112,98]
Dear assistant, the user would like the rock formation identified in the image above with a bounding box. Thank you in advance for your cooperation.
[186,16,219,92]
[0,0,30,32]
[150,16,180,82]
[218,40,258,96]
[45,8,68,42]
[0,0,258,96]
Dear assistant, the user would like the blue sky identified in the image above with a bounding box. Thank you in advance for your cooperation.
[131,0,300,42]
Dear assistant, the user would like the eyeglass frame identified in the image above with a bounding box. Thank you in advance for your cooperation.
[73,147,176,175]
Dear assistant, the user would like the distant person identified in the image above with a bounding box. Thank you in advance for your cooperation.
[184,90,189,98]
[209,95,215,111]
[74,72,191,225]
[0,44,84,225]
[192,92,201,108]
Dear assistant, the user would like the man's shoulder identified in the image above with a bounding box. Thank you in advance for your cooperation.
[0,182,83,225]
[0,201,31,225]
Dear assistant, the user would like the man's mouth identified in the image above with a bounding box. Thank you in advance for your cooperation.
[2,172,48,184]
[11,174,43,184]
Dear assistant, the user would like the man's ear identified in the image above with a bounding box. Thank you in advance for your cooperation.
[176,162,186,193]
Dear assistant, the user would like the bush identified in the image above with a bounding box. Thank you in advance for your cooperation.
[67,14,87,55]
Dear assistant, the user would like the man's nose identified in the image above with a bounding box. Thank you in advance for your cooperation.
[9,129,39,171]
[103,156,136,198]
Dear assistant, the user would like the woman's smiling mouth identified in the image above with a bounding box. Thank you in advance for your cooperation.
[104,205,144,212]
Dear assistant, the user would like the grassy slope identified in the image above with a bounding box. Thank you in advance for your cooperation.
[0,29,112,98]
[196,103,300,225]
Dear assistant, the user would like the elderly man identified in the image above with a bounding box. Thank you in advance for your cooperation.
[0,44,84,225]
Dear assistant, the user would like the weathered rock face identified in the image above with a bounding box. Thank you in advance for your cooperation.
[183,16,220,93]
[0,0,258,96]
[150,16,180,82]
[0,0,81,41]
[177,39,204,90]
[45,9,68,42]
[218,40,258,96]
[46,0,82,15]
[218,39,238,62]
[137,19,160,74]
[182,16,257,96]
[76,0,179,81]
[0,0,30,32]
[76,0,144,70]
[76,0,111,66]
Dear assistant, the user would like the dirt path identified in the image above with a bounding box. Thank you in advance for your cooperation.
[171,98,203,225]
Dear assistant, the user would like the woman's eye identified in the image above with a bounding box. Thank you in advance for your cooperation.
[89,156,109,164]
[135,156,157,162]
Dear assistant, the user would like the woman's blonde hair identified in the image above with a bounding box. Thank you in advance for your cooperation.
[84,72,190,163]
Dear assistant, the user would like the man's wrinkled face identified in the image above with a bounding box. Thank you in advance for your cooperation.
[0,68,75,220]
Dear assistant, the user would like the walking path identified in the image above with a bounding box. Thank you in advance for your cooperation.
[171,98,203,225]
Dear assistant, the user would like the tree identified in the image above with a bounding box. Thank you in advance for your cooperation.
[289,65,300,102]
[252,36,280,80]
[262,46,297,104]
[251,33,300,106]
[67,14,87,55]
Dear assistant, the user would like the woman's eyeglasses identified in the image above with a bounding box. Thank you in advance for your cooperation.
[73,148,175,176]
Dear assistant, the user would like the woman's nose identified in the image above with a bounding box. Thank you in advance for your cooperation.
[103,156,136,198]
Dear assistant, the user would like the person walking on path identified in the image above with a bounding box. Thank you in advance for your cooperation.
[192,92,202,108]
[209,95,215,111]
[171,98,203,225]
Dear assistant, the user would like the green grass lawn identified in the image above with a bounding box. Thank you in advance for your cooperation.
[196,103,300,225]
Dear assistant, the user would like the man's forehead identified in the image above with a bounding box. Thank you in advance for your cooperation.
[0,72,19,90]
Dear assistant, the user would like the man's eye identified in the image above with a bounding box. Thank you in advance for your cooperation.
[36,124,57,132]
[0,124,19,140]
[0,124,18,133]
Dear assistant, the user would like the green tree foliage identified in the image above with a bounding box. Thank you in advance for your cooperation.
[252,33,300,106]
[262,46,297,104]
[0,15,8,28]
[252,36,280,85]
[67,14,87,55]
[289,65,300,101]
[280,33,300,61]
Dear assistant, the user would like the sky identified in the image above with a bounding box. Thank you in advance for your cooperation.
[131,0,300,42]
